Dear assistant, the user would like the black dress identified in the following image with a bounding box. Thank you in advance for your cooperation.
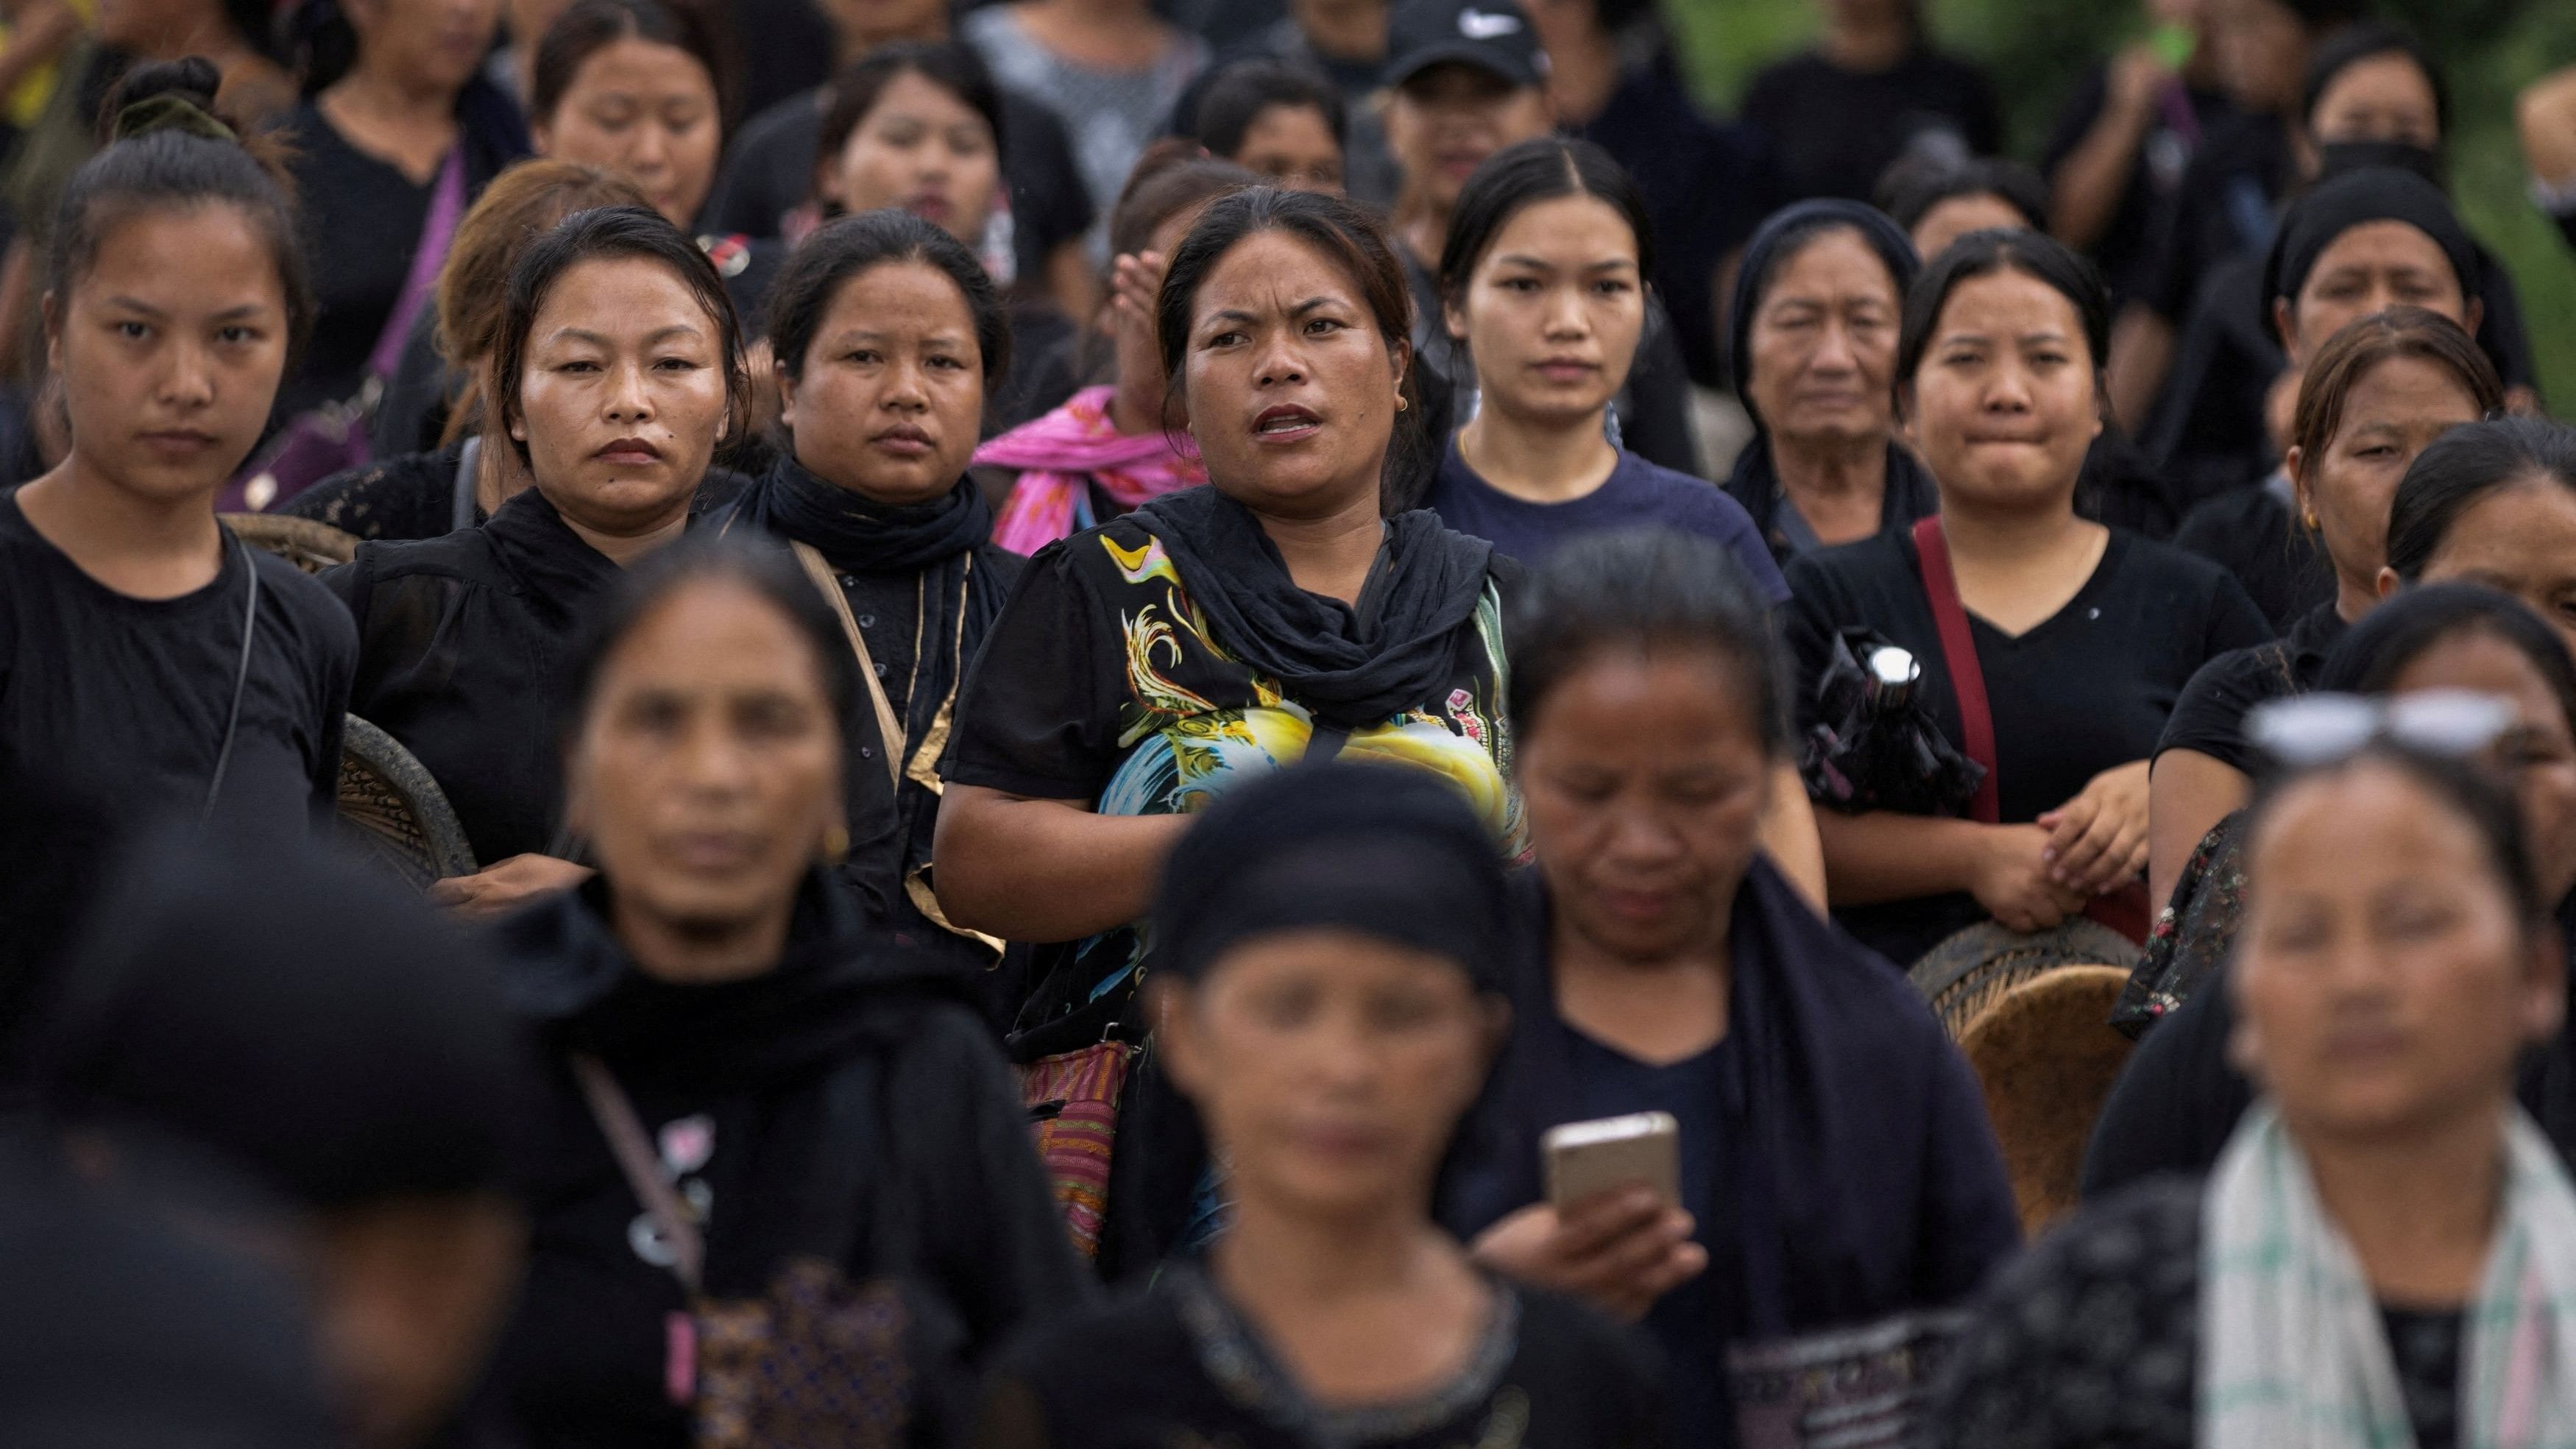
[483,872,1092,1448]
[977,1259,1670,1449]
[322,489,621,868]
[1924,1176,2466,1449]
[1781,528,2272,964]
[283,438,477,543]
[0,492,353,979]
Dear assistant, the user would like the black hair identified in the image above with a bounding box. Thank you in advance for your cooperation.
[52,60,314,356]
[2384,417,2576,582]
[813,40,1005,206]
[561,533,860,747]
[1896,228,2111,386]
[2301,19,2448,135]
[532,0,740,132]
[1435,136,1657,308]
[1504,528,1791,757]
[489,205,749,469]
[1875,155,2050,235]
[2287,0,2371,29]
[2247,739,2545,928]
[2319,582,2576,746]
[1192,60,1348,156]
[766,208,1010,388]
[1156,185,1426,513]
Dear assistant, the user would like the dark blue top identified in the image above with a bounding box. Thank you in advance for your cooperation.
[1440,857,2023,1449]
[1564,1030,1730,1447]
[1426,439,1791,603]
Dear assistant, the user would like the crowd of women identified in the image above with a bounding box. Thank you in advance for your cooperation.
[9,0,2576,1446]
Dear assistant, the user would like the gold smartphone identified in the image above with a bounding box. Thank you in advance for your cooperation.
[1540,1111,1682,1211]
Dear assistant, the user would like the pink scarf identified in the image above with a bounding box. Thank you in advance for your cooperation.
[976,386,1205,555]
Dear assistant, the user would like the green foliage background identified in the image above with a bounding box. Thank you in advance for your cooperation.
[1662,0,2576,411]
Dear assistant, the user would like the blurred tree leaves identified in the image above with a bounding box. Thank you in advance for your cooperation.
[1663,0,2576,410]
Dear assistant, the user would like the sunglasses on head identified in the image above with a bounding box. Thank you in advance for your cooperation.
[2247,690,2517,770]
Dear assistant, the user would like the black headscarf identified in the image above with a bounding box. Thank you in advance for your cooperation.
[2262,166,2480,347]
[1153,762,1510,991]
[1726,199,1921,433]
[29,831,528,1208]
[1721,202,1935,559]
[1128,487,1498,733]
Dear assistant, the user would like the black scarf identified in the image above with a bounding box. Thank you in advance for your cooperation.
[737,453,994,575]
[496,868,970,1087]
[731,458,1013,941]
[1128,487,1497,732]
[1724,438,1941,563]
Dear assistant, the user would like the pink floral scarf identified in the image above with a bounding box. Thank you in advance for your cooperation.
[976,386,1205,555]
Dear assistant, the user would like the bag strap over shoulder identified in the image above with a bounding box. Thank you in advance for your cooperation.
[571,1052,704,1296]
[793,541,906,794]
[364,146,468,390]
[1911,516,2000,825]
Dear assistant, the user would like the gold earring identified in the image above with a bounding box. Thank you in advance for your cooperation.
[2301,511,2318,531]
[821,824,850,863]
[1396,396,1409,411]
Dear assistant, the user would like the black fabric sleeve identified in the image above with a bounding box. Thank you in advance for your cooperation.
[945,545,1123,801]
[2078,974,2253,1200]
[2155,648,2268,772]
[892,1005,1094,1355]
[2042,63,2111,172]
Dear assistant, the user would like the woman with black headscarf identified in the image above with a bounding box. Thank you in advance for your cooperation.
[718,210,1022,984]
[938,183,1521,1124]
[1444,530,2019,1449]
[2168,165,2498,625]
[1720,199,1939,564]
[482,536,1089,1448]
[977,762,1669,1449]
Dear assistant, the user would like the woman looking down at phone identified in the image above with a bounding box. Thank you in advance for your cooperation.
[1441,529,2020,1449]
[977,763,1667,1449]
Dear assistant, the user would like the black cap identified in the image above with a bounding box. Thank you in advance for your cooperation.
[1385,0,1548,91]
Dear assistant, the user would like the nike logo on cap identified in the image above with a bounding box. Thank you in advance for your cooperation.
[1458,7,1522,40]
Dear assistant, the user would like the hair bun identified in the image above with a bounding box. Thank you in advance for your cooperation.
[99,58,230,144]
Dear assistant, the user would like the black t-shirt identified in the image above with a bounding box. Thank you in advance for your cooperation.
[980,1261,1670,1449]
[1741,47,2000,203]
[0,492,354,973]
[1424,439,1788,592]
[699,84,1095,294]
[2143,110,2293,325]
[2155,600,2346,775]
[277,99,520,420]
[322,489,620,867]
[1925,1174,2466,1449]
[1782,528,2271,964]
[2171,475,2332,631]
[2042,64,2235,306]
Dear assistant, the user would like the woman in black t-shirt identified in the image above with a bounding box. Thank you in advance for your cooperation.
[278,0,526,419]
[326,206,747,919]
[719,211,1027,977]
[0,63,353,977]
[2148,308,2498,907]
[1783,230,2267,967]
[978,762,1668,1449]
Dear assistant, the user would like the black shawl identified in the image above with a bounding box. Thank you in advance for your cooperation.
[1128,487,1498,733]
[1723,437,1942,564]
[1440,857,2023,1339]
[723,458,1014,954]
